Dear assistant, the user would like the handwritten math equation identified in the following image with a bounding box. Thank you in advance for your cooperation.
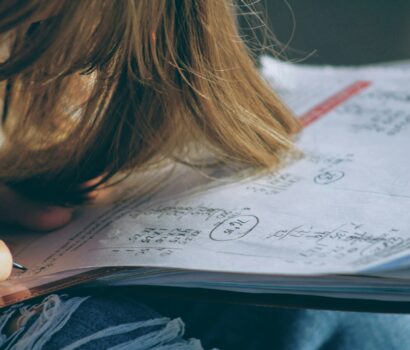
[265,222,405,265]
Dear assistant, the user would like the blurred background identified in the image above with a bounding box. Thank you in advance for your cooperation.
[239,0,410,65]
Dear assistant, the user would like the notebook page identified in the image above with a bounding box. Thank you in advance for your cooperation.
[6,76,410,280]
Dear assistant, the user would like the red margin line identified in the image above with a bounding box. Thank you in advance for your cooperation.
[300,81,372,127]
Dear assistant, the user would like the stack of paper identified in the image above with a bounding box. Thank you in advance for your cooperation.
[3,57,410,307]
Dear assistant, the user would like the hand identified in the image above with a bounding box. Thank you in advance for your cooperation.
[0,185,73,282]
[0,240,12,281]
[0,179,111,282]
[0,241,32,308]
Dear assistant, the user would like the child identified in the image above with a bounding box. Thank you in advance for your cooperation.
[0,0,299,347]
[0,0,299,266]
[2,1,409,349]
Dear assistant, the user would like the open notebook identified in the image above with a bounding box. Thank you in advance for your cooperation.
[3,57,410,308]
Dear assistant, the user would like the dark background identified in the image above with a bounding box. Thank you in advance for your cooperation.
[241,0,410,65]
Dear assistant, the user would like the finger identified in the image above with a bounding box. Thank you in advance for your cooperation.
[0,240,12,281]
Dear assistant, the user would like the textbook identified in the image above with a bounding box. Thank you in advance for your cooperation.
[3,57,410,308]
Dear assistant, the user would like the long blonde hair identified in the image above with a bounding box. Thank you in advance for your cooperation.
[0,0,300,205]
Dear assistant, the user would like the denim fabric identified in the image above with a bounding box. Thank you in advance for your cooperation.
[0,294,204,350]
[143,297,410,350]
[2,292,410,349]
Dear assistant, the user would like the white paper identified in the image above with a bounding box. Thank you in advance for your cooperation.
[4,57,410,302]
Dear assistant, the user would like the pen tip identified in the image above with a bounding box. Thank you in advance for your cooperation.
[13,262,27,271]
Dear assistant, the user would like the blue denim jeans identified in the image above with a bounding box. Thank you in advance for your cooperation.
[1,292,410,349]
[0,294,204,349]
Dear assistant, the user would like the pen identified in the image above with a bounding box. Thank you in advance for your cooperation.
[13,261,27,271]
